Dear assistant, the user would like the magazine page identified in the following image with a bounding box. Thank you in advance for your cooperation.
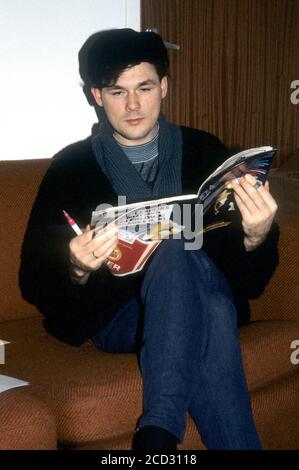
[90,193,196,222]
[198,147,277,232]
[197,147,277,208]
[92,203,185,276]
[0,374,29,394]
[199,146,274,187]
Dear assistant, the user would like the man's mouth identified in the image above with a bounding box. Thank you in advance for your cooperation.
[125,117,144,125]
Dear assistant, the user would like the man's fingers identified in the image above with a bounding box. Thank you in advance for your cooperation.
[233,192,250,220]
[89,233,119,266]
[234,177,267,212]
[78,223,119,248]
[79,226,119,270]
[70,234,119,272]
[69,223,119,272]
[83,224,91,233]
[73,226,95,246]
[91,223,119,248]
[232,175,277,215]
[255,183,278,213]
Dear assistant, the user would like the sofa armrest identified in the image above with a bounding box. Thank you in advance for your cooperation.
[250,217,299,322]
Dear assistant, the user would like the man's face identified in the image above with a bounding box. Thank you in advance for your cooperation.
[91,62,168,146]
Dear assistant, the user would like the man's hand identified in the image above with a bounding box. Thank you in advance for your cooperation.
[69,223,119,284]
[232,174,278,252]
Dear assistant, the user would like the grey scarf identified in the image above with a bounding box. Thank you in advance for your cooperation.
[91,114,182,204]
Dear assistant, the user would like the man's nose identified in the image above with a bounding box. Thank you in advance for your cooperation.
[126,92,141,111]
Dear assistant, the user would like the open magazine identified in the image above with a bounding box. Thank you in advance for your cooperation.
[91,146,277,276]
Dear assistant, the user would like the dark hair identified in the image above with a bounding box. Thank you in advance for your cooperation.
[78,28,169,104]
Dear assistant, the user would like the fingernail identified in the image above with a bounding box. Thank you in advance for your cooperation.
[254,180,263,190]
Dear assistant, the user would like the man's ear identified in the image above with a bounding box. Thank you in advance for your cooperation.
[161,76,168,99]
[90,87,103,107]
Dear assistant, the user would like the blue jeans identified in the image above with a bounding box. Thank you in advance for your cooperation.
[92,238,262,450]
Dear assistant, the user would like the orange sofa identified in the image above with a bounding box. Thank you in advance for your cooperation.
[0,158,298,450]
[0,388,56,450]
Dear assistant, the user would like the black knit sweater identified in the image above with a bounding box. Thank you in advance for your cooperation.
[19,126,279,346]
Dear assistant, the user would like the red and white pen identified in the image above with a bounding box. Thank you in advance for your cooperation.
[63,210,83,235]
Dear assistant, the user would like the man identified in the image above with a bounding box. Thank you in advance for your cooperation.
[19,29,279,450]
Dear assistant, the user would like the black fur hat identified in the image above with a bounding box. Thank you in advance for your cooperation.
[78,28,169,88]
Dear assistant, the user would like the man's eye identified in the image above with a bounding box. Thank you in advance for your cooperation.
[140,88,151,92]
[111,91,124,96]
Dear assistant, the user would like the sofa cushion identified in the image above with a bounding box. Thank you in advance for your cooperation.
[76,423,206,450]
[1,317,142,444]
[0,159,50,322]
[77,371,299,450]
[239,320,299,391]
[0,387,57,449]
[75,418,206,450]
[250,371,299,450]
[250,218,299,322]
[1,316,297,445]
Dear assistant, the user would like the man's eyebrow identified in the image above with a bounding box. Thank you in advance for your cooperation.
[107,85,125,90]
[138,80,158,86]
[107,79,158,90]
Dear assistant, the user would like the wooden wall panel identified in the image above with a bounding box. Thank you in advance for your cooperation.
[142,0,299,166]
